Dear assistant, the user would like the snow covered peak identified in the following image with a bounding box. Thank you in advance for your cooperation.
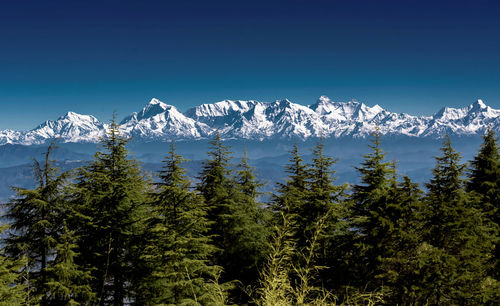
[119,98,211,141]
[0,111,108,145]
[1,96,500,145]
[56,111,101,124]
[275,98,294,107]
[434,99,495,121]
[310,96,335,115]
[318,95,331,103]
[372,104,383,113]
[467,99,500,118]
[185,99,260,119]
[310,96,385,122]
[474,99,486,109]
[354,103,386,121]
[137,98,173,120]
[272,99,315,114]
[59,111,80,119]
[434,106,467,120]
[149,97,163,105]
[120,98,178,124]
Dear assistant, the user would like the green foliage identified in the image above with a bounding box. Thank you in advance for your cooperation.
[418,136,497,304]
[468,128,500,212]
[269,143,310,284]
[254,213,295,306]
[0,224,26,305]
[233,149,270,283]
[4,142,72,304]
[236,149,265,199]
[269,141,355,301]
[271,143,310,228]
[254,212,336,306]
[197,133,234,255]
[138,141,223,305]
[44,221,95,305]
[378,176,425,304]
[2,122,500,305]
[468,128,500,279]
[303,141,346,247]
[349,131,397,288]
[254,212,384,306]
[71,120,150,304]
[197,133,268,294]
[304,141,349,290]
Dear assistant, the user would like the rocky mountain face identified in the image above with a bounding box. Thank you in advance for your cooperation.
[0,97,498,145]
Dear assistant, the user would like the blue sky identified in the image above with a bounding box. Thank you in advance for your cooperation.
[1,0,500,130]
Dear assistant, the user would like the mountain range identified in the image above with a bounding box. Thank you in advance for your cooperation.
[0,96,498,145]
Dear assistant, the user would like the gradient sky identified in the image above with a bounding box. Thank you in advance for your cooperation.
[1,0,500,130]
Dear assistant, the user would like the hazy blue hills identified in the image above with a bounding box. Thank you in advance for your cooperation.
[0,135,484,202]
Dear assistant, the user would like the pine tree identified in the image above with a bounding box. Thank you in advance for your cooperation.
[270,143,349,296]
[71,120,149,305]
[468,128,500,211]
[138,141,222,304]
[349,131,396,289]
[197,133,234,266]
[44,222,95,305]
[4,142,70,304]
[468,128,500,278]
[271,143,310,226]
[419,136,498,304]
[303,141,349,291]
[378,175,425,304]
[197,133,267,299]
[270,144,310,261]
[0,225,26,304]
[305,141,346,243]
[234,149,270,285]
[236,149,265,199]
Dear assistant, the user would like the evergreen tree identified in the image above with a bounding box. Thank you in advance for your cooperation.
[71,120,149,305]
[197,133,267,297]
[4,142,70,304]
[419,136,498,304]
[0,225,26,304]
[270,143,347,297]
[270,144,310,262]
[138,142,222,304]
[349,131,396,289]
[302,141,348,290]
[379,175,425,304]
[304,141,346,242]
[234,149,270,284]
[44,222,95,305]
[271,143,310,225]
[468,128,500,278]
[468,128,500,213]
[197,133,234,266]
[236,149,265,199]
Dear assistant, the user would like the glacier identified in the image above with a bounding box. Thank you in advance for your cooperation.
[0,96,498,145]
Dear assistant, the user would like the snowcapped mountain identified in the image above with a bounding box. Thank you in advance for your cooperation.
[1,97,499,145]
[119,98,212,140]
[0,112,107,145]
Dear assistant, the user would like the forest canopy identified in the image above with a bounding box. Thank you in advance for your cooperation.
[1,125,499,305]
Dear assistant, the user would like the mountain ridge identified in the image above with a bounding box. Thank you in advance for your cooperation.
[0,96,498,145]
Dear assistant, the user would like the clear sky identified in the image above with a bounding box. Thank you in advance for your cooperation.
[1,0,500,130]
